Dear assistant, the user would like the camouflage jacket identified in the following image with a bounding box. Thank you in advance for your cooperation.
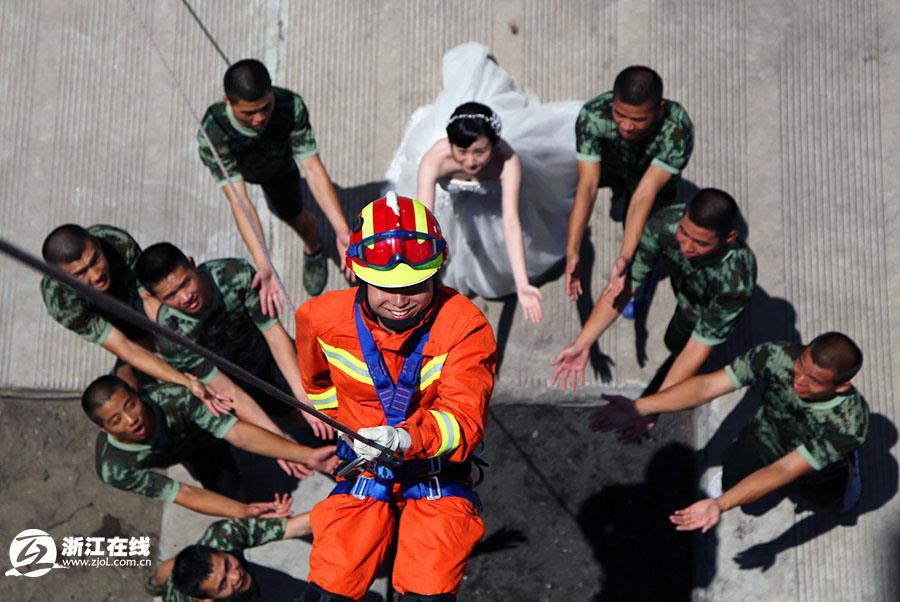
[95,383,236,502]
[145,518,286,601]
[727,342,869,470]
[575,91,693,201]
[198,86,318,185]
[154,258,278,383]
[40,224,148,344]
[630,205,757,345]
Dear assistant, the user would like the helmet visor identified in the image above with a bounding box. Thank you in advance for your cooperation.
[349,230,445,271]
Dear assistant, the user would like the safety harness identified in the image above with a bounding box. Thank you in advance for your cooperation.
[328,303,482,510]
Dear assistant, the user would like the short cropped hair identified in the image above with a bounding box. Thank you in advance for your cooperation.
[42,224,94,265]
[172,545,217,597]
[808,332,863,383]
[686,188,738,237]
[135,243,192,293]
[81,375,132,425]
[224,59,272,103]
[613,66,664,107]
[446,102,501,147]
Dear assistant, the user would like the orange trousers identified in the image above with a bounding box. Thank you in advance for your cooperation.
[308,492,484,600]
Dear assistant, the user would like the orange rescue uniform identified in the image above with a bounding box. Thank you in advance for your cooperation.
[295,286,496,599]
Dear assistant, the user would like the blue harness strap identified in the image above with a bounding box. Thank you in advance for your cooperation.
[353,303,429,426]
[330,475,482,512]
[327,304,479,509]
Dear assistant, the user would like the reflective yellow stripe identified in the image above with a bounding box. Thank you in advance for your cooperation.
[418,354,447,391]
[362,203,375,249]
[428,409,461,457]
[308,387,338,410]
[413,199,428,234]
[317,338,373,385]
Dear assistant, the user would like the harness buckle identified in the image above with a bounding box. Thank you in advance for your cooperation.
[350,476,372,500]
[425,456,443,475]
[425,475,442,501]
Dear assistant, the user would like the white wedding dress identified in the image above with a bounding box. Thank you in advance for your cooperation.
[384,42,581,298]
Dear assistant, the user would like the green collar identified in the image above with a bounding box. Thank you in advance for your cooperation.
[106,434,152,452]
[226,103,260,138]
[795,389,854,411]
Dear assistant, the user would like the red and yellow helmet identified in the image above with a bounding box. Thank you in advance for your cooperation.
[346,192,448,288]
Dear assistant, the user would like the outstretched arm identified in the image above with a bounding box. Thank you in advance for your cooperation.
[221,181,285,317]
[565,161,601,299]
[101,329,214,401]
[224,420,339,474]
[499,153,543,324]
[657,338,715,392]
[261,322,334,439]
[639,368,735,416]
[299,154,352,275]
[617,165,671,264]
[590,369,735,435]
[416,142,445,211]
[174,483,292,519]
[284,512,313,539]
[670,450,814,533]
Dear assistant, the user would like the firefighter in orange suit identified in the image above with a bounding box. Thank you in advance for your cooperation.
[295,192,496,601]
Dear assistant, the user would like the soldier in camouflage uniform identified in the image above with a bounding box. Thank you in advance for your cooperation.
[198,58,352,302]
[40,224,215,401]
[566,65,694,312]
[146,513,311,601]
[135,242,334,498]
[83,374,337,517]
[592,332,868,532]
[553,189,756,415]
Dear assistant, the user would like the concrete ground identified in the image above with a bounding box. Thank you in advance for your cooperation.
[1,0,898,600]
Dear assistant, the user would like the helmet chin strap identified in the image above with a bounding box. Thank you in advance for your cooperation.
[356,280,432,333]
[377,310,426,333]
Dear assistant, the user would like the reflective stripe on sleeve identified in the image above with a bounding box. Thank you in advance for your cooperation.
[308,387,338,410]
[418,354,447,391]
[317,338,374,384]
[428,409,461,457]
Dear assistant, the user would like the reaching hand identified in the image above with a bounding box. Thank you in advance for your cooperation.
[277,459,314,479]
[550,343,590,391]
[670,498,722,533]
[600,256,629,306]
[589,394,641,432]
[589,394,657,443]
[246,493,293,519]
[517,285,544,324]
[615,414,657,444]
[565,253,582,300]
[335,231,355,282]
[302,445,341,473]
[251,267,285,318]
[303,411,336,440]
[186,374,234,417]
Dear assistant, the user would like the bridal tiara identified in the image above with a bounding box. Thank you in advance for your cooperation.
[447,112,502,135]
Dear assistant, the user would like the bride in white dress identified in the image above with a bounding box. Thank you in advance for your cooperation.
[384,42,581,323]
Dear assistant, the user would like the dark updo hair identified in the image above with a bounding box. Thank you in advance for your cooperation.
[446,102,501,147]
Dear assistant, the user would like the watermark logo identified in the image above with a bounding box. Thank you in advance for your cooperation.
[5,530,152,577]
[5,529,66,578]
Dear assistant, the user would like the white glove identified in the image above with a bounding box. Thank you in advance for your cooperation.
[353,426,411,461]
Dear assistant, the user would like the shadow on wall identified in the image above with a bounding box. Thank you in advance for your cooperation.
[729,413,898,573]
[577,442,715,601]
